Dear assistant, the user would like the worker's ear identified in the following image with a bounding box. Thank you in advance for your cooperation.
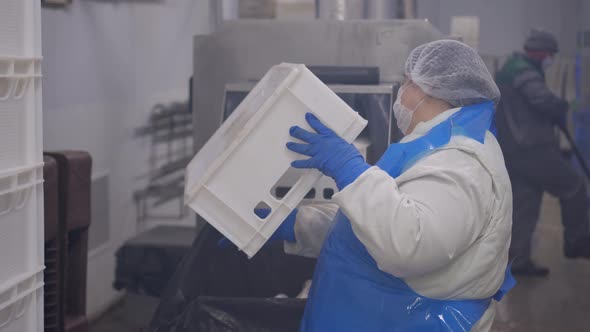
[402,83,426,109]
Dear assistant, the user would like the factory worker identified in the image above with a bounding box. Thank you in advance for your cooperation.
[277,40,515,331]
[495,28,590,277]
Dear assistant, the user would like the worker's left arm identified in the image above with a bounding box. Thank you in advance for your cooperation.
[514,69,569,119]
[333,148,492,278]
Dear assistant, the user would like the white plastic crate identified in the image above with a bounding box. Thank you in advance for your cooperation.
[0,0,42,57]
[0,269,43,332]
[0,57,43,170]
[185,63,367,257]
[0,164,44,282]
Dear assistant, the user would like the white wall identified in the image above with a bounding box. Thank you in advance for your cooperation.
[585,0,590,30]
[417,0,585,56]
[41,0,214,318]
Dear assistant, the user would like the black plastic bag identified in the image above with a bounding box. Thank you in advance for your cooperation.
[149,224,315,332]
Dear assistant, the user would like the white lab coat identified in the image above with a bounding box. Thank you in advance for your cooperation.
[284,108,513,331]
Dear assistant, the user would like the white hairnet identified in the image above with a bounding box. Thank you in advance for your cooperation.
[405,40,501,107]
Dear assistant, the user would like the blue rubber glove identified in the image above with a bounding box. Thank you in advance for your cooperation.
[217,208,298,248]
[287,113,370,190]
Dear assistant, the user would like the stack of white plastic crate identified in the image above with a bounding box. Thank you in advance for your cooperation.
[0,0,44,331]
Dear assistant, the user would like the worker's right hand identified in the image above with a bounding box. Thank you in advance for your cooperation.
[287,113,369,190]
[217,208,298,248]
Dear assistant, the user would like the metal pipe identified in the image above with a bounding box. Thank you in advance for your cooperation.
[208,0,223,32]
[316,0,366,20]
[403,0,416,19]
[221,0,239,20]
[366,0,400,19]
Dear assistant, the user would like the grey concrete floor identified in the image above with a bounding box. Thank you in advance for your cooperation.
[89,294,159,332]
[90,195,590,332]
[491,195,590,331]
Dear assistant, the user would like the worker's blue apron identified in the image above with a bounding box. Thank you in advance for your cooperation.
[300,101,515,332]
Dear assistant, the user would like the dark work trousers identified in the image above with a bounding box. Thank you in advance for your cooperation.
[506,145,590,266]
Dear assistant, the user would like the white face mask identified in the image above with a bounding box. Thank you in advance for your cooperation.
[393,83,426,135]
[542,56,554,70]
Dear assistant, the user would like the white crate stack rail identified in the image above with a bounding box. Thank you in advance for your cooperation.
[0,0,44,331]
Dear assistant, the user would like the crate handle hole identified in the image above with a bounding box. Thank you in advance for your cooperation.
[273,186,290,199]
[274,186,315,200]
[254,202,272,219]
[323,188,335,199]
